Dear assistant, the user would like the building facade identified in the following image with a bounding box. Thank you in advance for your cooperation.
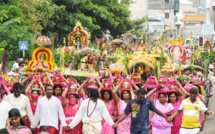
[148,0,179,33]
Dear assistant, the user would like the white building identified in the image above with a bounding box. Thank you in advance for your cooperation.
[128,0,149,31]
[148,0,180,34]
[176,0,206,40]
[128,0,148,20]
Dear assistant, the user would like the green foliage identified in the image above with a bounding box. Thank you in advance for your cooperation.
[201,51,215,63]
[0,3,34,60]
[42,0,133,46]
[18,0,54,33]
[204,59,209,76]
[131,16,148,41]
[120,0,133,7]
[54,52,73,67]
[0,0,53,61]
[54,53,61,67]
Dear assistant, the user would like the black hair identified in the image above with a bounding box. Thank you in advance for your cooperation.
[189,88,198,94]
[141,72,147,81]
[100,76,109,83]
[9,108,26,126]
[137,88,147,95]
[146,89,153,93]
[194,84,201,94]
[53,85,62,95]
[116,91,120,97]
[136,84,142,89]
[31,90,40,96]
[0,129,9,134]
[168,92,179,103]
[120,90,131,100]
[45,84,53,90]
[13,82,23,91]
[101,90,113,100]
[68,93,79,99]
[158,92,167,98]
[0,89,3,98]
[90,89,99,99]
[19,61,24,66]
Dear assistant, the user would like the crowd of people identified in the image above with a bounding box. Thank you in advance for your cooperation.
[0,63,215,134]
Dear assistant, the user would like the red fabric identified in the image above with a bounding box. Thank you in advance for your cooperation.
[171,126,180,134]
[39,127,58,134]
[33,128,40,134]
[23,115,31,129]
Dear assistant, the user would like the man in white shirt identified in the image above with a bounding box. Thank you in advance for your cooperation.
[34,84,68,134]
[67,89,114,134]
[12,58,19,72]
[4,83,36,131]
[0,89,12,129]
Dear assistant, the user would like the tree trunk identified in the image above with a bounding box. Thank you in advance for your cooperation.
[1,51,9,74]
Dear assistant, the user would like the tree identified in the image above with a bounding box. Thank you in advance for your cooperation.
[0,0,53,73]
[0,2,33,73]
[18,0,54,33]
[42,0,133,47]
[130,16,148,41]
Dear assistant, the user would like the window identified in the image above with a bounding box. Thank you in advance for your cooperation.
[165,13,169,19]
[165,0,169,3]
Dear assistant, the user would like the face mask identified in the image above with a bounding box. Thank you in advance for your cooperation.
[68,100,77,105]
[32,95,39,100]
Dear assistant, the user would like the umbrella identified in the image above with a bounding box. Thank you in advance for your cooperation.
[35,36,52,46]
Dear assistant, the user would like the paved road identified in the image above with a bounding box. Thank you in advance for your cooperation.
[199,83,215,134]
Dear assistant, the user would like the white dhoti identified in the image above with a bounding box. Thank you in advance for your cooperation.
[83,121,102,134]
[180,128,200,134]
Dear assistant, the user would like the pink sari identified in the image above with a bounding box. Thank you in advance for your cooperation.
[171,98,183,134]
[151,100,174,134]
[102,100,115,134]
[9,128,30,134]
[56,96,63,106]
[63,104,82,134]
[117,99,131,134]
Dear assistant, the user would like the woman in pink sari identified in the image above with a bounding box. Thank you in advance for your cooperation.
[112,79,133,134]
[101,79,115,134]
[53,85,67,107]
[148,89,174,134]
[168,81,187,134]
[63,92,82,134]
[25,77,44,134]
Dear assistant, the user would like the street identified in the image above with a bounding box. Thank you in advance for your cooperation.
[199,82,215,134]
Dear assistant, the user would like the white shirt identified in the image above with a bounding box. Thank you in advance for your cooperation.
[34,96,67,129]
[69,98,114,129]
[12,62,19,71]
[4,94,35,128]
[0,100,12,129]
